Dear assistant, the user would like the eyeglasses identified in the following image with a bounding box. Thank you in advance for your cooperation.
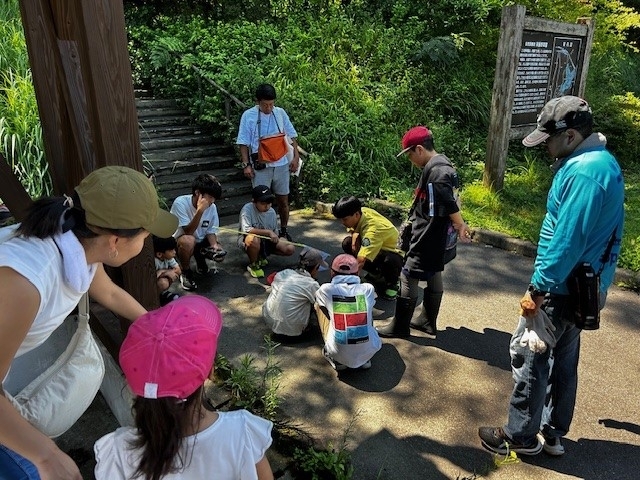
[541,129,567,146]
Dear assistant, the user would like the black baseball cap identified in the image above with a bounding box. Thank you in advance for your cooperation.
[252,185,275,202]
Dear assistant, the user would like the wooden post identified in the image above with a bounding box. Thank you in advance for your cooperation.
[484,5,526,192]
[19,0,159,317]
[576,18,594,98]
[18,0,82,194]
[0,154,33,222]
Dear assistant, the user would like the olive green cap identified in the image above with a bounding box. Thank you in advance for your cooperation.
[75,166,177,237]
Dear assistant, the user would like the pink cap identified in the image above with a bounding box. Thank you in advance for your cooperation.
[397,126,433,156]
[120,295,222,400]
[331,254,359,274]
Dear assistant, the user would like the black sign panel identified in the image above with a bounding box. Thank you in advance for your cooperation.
[512,31,585,127]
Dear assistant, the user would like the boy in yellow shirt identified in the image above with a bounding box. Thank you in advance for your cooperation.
[332,196,404,299]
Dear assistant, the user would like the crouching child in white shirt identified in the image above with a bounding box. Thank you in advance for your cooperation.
[262,247,327,343]
[315,254,382,372]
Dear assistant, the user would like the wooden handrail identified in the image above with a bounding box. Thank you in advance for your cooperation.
[186,62,309,156]
[190,64,248,110]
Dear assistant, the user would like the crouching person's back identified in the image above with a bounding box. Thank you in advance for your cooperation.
[315,254,381,372]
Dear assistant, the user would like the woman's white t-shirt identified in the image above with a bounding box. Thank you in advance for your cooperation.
[0,226,90,358]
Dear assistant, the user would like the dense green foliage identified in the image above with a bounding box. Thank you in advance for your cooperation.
[0,0,51,198]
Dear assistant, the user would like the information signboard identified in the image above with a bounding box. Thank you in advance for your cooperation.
[512,32,586,128]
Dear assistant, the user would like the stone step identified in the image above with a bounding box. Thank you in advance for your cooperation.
[135,98,179,109]
[138,124,201,139]
[134,88,152,98]
[137,107,189,119]
[147,155,237,176]
[143,145,233,163]
[138,115,193,128]
[141,133,214,151]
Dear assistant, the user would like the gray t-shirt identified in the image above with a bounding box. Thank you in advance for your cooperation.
[237,202,277,243]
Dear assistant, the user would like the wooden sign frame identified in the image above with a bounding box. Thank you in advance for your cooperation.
[483,5,594,191]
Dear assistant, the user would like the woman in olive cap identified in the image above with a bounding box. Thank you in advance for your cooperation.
[0,166,177,480]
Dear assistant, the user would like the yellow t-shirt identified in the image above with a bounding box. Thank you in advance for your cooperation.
[352,207,403,261]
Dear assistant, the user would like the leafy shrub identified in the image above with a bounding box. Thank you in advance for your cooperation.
[0,0,51,199]
[292,445,354,480]
[213,335,283,420]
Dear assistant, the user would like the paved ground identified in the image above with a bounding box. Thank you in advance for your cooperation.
[57,209,640,480]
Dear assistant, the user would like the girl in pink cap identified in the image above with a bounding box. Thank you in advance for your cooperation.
[94,295,274,480]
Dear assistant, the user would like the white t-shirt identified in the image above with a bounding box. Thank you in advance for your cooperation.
[94,409,273,480]
[262,269,319,336]
[170,195,219,242]
[236,106,297,168]
[315,275,381,368]
[0,225,93,359]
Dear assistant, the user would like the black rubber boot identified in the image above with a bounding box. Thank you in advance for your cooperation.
[377,296,417,338]
[410,289,443,336]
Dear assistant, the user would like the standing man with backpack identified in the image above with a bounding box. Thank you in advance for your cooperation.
[237,83,300,241]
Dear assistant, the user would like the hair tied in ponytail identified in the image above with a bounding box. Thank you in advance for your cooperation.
[60,195,77,233]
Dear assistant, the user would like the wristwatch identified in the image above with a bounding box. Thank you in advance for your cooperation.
[528,284,547,298]
[241,162,251,169]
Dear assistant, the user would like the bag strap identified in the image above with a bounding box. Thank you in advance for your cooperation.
[77,293,90,327]
[256,106,283,139]
[274,108,284,133]
[255,105,262,141]
[597,228,617,276]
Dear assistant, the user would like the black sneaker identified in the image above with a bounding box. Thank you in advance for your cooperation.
[279,229,293,242]
[478,426,542,456]
[159,290,180,306]
[195,256,210,275]
[201,246,227,262]
[180,270,198,291]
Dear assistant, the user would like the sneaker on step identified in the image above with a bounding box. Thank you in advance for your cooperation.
[180,271,198,291]
[257,256,269,268]
[247,263,265,278]
[540,434,565,456]
[478,426,542,456]
[322,347,347,371]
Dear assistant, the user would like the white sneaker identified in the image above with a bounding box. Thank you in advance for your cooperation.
[540,434,565,456]
[359,360,372,370]
[322,347,347,371]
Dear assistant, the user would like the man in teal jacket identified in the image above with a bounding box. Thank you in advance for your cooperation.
[479,96,625,457]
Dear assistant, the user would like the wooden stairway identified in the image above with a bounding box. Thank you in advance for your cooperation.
[136,96,250,224]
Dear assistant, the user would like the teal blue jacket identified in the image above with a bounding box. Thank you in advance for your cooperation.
[531,133,625,295]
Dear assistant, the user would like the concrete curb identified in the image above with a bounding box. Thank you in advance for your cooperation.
[313,200,640,289]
